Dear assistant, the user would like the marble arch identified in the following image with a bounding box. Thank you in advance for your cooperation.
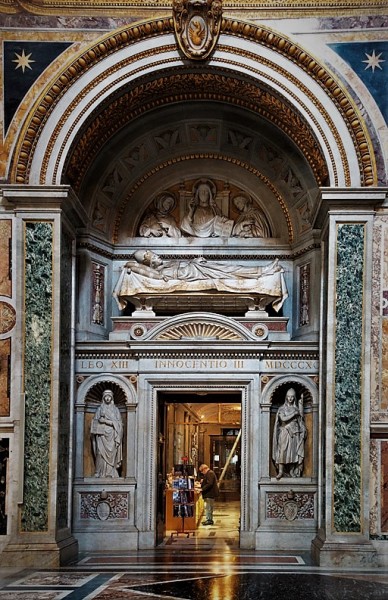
[9,18,376,193]
[1,7,387,570]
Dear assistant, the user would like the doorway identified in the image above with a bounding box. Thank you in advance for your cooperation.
[157,391,242,546]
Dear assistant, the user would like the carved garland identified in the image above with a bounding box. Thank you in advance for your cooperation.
[10,17,375,187]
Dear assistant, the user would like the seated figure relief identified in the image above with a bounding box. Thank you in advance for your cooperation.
[180,178,234,238]
[137,179,271,239]
[138,192,181,238]
[232,194,271,238]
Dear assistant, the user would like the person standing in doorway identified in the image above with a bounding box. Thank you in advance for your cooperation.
[199,464,219,526]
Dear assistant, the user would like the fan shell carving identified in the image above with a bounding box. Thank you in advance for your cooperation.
[156,321,243,341]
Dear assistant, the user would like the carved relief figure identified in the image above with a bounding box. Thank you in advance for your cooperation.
[232,194,271,238]
[272,388,306,480]
[91,389,123,478]
[139,192,181,238]
[180,178,234,237]
[114,249,288,312]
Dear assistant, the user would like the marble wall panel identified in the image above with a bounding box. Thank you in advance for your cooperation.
[381,441,388,533]
[57,229,73,530]
[0,339,11,416]
[21,222,53,532]
[0,439,9,535]
[381,224,388,412]
[333,223,364,533]
[0,220,11,297]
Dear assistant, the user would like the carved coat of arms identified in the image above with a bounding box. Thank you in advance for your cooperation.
[173,0,223,60]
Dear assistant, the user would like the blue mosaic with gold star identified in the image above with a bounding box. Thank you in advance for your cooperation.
[3,41,72,135]
[329,41,387,124]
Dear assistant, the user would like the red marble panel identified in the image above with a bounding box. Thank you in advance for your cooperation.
[0,220,11,297]
[381,441,388,532]
[0,338,10,416]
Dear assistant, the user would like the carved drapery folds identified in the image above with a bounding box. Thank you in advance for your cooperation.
[137,178,272,239]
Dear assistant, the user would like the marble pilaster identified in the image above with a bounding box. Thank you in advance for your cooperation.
[311,188,387,567]
[0,185,84,567]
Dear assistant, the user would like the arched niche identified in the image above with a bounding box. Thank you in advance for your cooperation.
[75,374,137,479]
[261,374,318,481]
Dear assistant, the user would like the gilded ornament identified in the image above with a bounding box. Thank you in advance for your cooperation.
[0,302,16,335]
[173,0,222,60]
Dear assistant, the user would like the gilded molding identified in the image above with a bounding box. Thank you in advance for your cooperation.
[62,70,329,193]
[10,18,376,189]
[112,153,294,244]
[1,0,386,17]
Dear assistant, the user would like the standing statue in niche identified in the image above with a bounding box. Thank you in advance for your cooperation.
[139,192,182,238]
[272,388,306,480]
[91,389,123,478]
[232,194,272,238]
[180,178,234,237]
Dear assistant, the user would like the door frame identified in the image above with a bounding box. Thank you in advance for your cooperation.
[135,374,257,549]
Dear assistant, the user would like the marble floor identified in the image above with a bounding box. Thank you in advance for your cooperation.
[0,502,387,599]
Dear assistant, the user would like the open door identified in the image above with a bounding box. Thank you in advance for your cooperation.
[157,391,241,544]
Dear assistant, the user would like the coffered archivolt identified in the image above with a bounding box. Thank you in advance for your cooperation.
[9,17,376,194]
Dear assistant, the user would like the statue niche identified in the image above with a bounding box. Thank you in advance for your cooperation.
[83,383,127,478]
[272,384,307,480]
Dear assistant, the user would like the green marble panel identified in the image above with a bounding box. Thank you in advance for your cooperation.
[57,229,72,529]
[333,223,364,533]
[21,222,53,532]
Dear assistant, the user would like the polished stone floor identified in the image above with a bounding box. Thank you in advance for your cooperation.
[0,502,387,599]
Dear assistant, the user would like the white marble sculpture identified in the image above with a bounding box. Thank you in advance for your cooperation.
[91,389,123,478]
[139,192,181,238]
[114,249,288,312]
[272,388,306,479]
[180,178,234,237]
[232,194,271,238]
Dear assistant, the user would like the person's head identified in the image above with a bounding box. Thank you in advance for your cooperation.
[197,183,212,206]
[285,388,296,405]
[134,249,163,268]
[233,194,251,213]
[102,390,113,404]
[155,192,176,215]
[193,180,215,207]
[199,464,209,474]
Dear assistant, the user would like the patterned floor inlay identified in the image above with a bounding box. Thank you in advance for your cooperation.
[117,572,388,600]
